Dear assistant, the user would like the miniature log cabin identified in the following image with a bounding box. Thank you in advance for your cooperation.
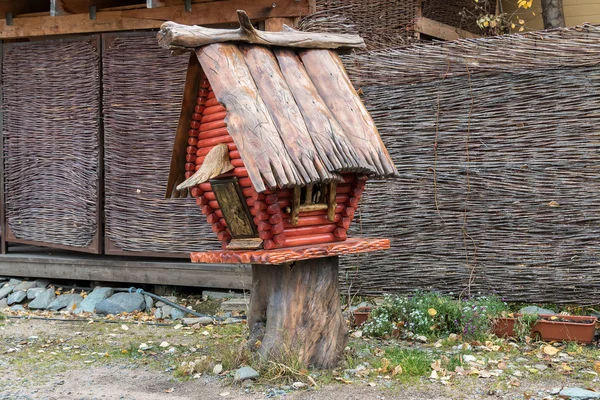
[163,11,397,255]
[160,11,397,368]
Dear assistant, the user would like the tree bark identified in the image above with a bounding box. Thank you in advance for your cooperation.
[541,0,566,29]
[247,256,348,369]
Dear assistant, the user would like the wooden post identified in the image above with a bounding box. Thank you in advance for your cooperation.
[247,256,347,368]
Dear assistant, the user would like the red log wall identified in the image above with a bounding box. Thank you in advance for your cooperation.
[186,73,366,250]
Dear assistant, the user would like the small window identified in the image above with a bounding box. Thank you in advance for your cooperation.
[291,182,337,225]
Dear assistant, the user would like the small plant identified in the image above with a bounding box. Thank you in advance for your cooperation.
[514,313,540,342]
[362,292,508,340]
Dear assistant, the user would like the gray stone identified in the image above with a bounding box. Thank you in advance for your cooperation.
[144,295,153,311]
[154,309,162,319]
[13,281,37,292]
[234,366,259,382]
[7,291,26,305]
[34,279,51,288]
[0,298,7,309]
[0,285,14,299]
[27,288,46,300]
[8,278,22,286]
[533,364,548,372]
[48,294,84,311]
[202,290,245,300]
[28,289,56,309]
[79,287,114,313]
[155,301,166,308]
[95,293,145,315]
[519,306,555,315]
[183,317,213,325]
[164,296,178,303]
[10,305,25,311]
[221,298,249,312]
[161,305,173,317]
[170,308,186,320]
[559,388,600,399]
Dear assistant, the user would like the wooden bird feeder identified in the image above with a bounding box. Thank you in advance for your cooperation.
[160,11,398,368]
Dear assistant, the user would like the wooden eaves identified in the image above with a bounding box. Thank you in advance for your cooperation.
[0,0,311,39]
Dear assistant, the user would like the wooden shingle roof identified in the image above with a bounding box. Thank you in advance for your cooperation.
[162,12,397,194]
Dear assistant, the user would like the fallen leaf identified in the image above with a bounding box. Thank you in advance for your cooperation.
[120,325,129,331]
[562,363,573,372]
[431,359,441,371]
[334,377,353,384]
[428,308,437,316]
[164,388,174,393]
[392,365,403,376]
[430,370,439,379]
[367,382,376,387]
[380,358,390,373]
[543,345,559,356]
[478,370,491,378]
[594,361,600,374]
[351,330,363,338]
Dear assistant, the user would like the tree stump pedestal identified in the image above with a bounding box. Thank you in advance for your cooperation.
[248,256,346,368]
[190,238,391,369]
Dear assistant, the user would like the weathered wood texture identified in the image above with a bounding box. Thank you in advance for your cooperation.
[0,246,251,289]
[166,52,202,198]
[248,256,347,368]
[190,238,390,264]
[2,38,101,250]
[157,10,365,50]
[177,144,233,189]
[184,42,396,193]
[300,49,397,178]
[0,0,310,39]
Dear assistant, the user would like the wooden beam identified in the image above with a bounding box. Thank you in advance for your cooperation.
[0,0,310,39]
[414,17,481,41]
[0,0,49,16]
[146,0,225,8]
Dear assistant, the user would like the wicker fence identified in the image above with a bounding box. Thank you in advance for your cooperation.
[2,38,101,250]
[340,25,600,304]
[102,34,217,254]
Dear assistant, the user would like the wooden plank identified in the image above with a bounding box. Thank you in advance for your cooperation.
[166,51,202,199]
[0,0,49,16]
[414,17,481,41]
[273,48,362,174]
[196,43,302,192]
[299,49,398,178]
[0,0,310,39]
[264,16,296,32]
[0,251,252,289]
[146,0,226,8]
[239,44,333,183]
[327,181,336,221]
[210,178,257,238]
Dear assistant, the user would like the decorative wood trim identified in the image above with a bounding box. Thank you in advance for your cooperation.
[0,0,310,39]
[327,181,336,221]
[414,17,481,41]
[291,186,301,225]
[191,237,391,264]
[166,51,202,199]
[177,143,234,190]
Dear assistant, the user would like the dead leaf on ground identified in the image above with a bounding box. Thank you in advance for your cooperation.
[543,345,559,356]
[392,365,403,376]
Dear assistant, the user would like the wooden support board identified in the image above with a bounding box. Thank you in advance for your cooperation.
[0,0,310,39]
[191,237,390,264]
[0,247,251,289]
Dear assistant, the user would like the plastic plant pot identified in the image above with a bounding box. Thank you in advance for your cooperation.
[353,306,373,327]
[492,314,597,344]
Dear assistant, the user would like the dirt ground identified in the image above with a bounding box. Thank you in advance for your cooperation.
[1,317,597,400]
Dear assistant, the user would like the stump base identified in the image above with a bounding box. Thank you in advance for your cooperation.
[247,256,347,369]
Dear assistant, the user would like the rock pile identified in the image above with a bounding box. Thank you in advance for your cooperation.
[0,277,244,322]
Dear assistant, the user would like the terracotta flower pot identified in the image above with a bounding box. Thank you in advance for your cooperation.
[493,314,597,344]
[353,306,372,327]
